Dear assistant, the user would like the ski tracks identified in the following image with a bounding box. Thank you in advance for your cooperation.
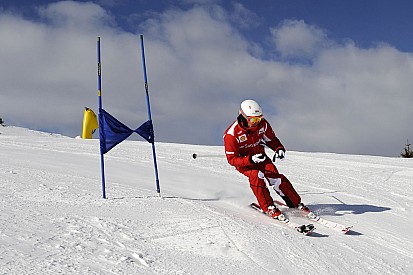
[1,212,154,274]
[59,216,152,271]
[191,201,331,274]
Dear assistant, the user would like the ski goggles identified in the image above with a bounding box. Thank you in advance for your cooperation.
[239,110,263,126]
[246,115,263,124]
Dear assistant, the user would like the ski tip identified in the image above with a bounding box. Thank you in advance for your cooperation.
[342,226,353,234]
[307,224,316,235]
[249,202,260,209]
[250,202,263,213]
[296,224,315,235]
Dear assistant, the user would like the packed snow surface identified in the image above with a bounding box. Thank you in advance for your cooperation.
[1,126,412,274]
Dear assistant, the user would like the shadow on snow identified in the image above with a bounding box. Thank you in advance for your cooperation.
[309,203,391,216]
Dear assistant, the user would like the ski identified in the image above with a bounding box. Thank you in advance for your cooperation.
[249,203,315,235]
[274,200,353,234]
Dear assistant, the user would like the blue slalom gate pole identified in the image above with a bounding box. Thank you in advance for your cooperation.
[97,36,107,199]
[139,34,161,196]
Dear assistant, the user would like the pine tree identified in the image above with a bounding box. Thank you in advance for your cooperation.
[0,117,3,126]
[401,139,413,158]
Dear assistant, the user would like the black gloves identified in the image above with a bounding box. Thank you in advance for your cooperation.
[273,148,285,161]
[249,153,267,164]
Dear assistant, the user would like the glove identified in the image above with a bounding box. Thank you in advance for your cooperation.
[249,153,267,164]
[273,148,285,161]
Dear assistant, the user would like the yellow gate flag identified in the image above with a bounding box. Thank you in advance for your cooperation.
[82,107,99,139]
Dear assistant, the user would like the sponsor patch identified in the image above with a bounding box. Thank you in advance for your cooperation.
[238,134,247,143]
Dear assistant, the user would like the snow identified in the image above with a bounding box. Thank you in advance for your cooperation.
[1,126,413,274]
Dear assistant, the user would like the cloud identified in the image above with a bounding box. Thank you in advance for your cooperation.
[229,2,262,30]
[135,6,262,141]
[37,1,116,29]
[0,1,142,135]
[0,1,412,157]
[270,19,331,59]
[269,43,413,156]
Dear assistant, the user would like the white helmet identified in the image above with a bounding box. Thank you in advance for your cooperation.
[240,99,262,117]
[238,99,263,129]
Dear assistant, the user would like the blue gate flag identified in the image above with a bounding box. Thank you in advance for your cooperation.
[99,108,154,154]
[135,120,154,143]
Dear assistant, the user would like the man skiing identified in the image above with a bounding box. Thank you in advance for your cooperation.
[223,99,309,220]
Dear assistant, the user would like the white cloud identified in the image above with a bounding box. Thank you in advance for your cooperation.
[0,1,412,156]
[230,2,262,30]
[270,43,413,155]
[270,19,330,59]
[38,1,116,29]
[0,1,141,134]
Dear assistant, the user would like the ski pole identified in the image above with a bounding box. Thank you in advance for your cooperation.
[259,141,280,162]
[192,153,223,159]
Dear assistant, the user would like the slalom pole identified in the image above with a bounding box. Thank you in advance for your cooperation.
[97,36,107,199]
[139,34,161,196]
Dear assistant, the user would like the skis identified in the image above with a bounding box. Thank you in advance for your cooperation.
[249,203,315,235]
[274,200,353,234]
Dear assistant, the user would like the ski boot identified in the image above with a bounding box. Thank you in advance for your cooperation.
[297,203,316,219]
[267,205,286,221]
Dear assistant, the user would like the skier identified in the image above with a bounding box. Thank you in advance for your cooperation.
[223,99,309,220]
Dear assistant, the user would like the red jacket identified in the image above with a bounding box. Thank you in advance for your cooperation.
[223,118,285,168]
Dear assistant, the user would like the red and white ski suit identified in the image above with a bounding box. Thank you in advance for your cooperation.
[223,118,301,212]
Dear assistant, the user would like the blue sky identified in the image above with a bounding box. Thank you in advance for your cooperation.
[1,0,413,157]
[6,0,413,52]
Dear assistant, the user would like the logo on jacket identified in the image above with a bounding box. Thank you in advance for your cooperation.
[238,134,247,143]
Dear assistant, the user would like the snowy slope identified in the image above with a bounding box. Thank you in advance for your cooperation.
[1,126,412,274]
